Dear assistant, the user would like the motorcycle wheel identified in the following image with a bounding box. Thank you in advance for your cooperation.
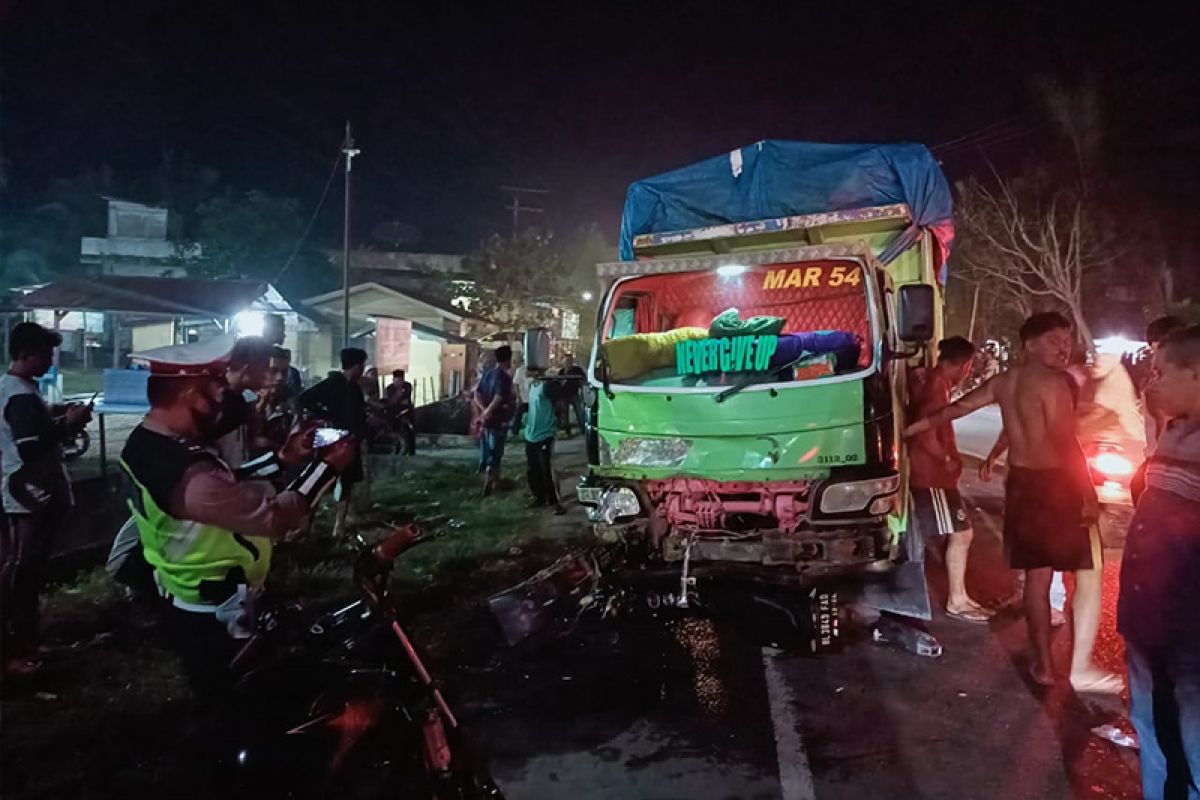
[62,430,90,461]
[225,657,503,799]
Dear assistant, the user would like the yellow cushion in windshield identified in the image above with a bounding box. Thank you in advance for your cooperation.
[603,327,708,381]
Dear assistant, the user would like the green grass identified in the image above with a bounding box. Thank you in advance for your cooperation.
[268,463,547,605]
[2,458,572,799]
[60,368,105,396]
[41,567,125,638]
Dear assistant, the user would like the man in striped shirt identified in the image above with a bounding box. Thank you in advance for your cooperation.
[1118,324,1200,800]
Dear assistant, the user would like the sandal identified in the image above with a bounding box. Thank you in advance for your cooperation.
[946,606,991,624]
[1070,672,1125,695]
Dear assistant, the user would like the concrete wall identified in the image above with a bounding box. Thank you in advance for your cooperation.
[441,342,473,397]
[409,332,443,405]
[131,321,174,352]
[297,328,338,385]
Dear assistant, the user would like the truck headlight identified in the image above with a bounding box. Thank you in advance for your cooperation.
[819,475,900,514]
[586,487,641,524]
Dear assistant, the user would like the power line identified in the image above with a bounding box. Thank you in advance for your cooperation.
[931,111,1036,153]
[271,145,343,285]
[501,185,548,237]
[934,123,1040,157]
[931,29,1193,158]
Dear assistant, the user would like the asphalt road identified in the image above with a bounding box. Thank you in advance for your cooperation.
[954,406,1005,461]
[70,408,1144,798]
[452,458,1141,800]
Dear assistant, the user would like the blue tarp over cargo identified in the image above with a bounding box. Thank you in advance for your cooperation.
[618,140,953,276]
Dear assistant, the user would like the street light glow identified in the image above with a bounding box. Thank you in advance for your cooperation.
[581,291,594,301]
[234,310,266,338]
[1094,335,1145,355]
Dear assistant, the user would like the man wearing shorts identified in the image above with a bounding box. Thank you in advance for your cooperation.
[908,336,992,623]
[906,312,1121,693]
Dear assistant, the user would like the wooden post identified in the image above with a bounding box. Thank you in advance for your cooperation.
[98,414,108,478]
[111,313,121,369]
[52,309,68,371]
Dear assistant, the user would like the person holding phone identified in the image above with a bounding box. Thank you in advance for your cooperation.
[0,322,93,676]
[119,352,357,705]
[298,348,369,535]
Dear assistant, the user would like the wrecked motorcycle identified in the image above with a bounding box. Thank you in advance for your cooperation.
[226,525,505,799]
[487,540,842,655]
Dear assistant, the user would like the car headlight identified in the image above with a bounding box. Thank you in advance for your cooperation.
[586,487,641,524]
[819,475,900,514]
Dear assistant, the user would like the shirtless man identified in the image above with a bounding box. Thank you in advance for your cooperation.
[905,312,1122,693]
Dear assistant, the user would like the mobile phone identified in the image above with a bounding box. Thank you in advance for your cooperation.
[313,427,351,448]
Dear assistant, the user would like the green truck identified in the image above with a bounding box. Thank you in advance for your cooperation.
[577,142,953,620]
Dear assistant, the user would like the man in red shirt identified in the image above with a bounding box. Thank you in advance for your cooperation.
[908,336,992,623]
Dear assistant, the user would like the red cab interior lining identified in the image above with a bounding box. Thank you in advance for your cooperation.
[606,261,872,366]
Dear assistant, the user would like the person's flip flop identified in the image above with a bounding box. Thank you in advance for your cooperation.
[1070,673,1125,695]
[946,607,991,624]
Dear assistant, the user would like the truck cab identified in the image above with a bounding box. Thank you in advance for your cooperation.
[579,169,947,605]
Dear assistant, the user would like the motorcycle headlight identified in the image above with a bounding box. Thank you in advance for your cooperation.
[586,487,641,524]
[819,475,900,514]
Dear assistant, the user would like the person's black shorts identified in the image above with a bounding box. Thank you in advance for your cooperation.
[912,487,971,536]
[1004,466,1096,570]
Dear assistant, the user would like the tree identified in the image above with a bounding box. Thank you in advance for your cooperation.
[955,167,1113,346]
[0,167,111,290]
[559,224,617,355]
[460,228,564,334]
[183,189,323,283]
[952,78,1134,348]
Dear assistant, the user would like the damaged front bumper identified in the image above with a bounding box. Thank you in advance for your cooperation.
[579,474,900,586]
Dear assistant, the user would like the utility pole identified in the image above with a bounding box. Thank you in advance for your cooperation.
[341,121,361,347]
[500,185,548,238]
[967,283,981,342]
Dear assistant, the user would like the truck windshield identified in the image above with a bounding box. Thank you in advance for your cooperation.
[597,260,874,390]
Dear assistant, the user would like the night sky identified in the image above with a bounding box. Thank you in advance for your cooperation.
[3,0,1198,252]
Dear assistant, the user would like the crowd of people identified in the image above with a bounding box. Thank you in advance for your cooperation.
[0,318,366,698]
[472,347,588,510]
[2,307,1197,796]
[907,312,1199,799]
[0,331,584,676]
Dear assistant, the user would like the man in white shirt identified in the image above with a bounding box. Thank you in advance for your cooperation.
[0,323,92,675]
[511,355,531,436]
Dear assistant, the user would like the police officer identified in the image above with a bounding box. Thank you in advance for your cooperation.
[119,352,356,703]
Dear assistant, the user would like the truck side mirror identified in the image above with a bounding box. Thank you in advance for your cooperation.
[896,285,935,343]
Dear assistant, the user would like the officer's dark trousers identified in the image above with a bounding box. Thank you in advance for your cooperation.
[166,606,240,704]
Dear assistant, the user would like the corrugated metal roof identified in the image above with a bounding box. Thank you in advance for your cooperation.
[20,276,270,317]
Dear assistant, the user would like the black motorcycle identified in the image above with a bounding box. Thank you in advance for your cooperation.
[366,402,416,455]
[226,525,505,799]
[62,428,91,461]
